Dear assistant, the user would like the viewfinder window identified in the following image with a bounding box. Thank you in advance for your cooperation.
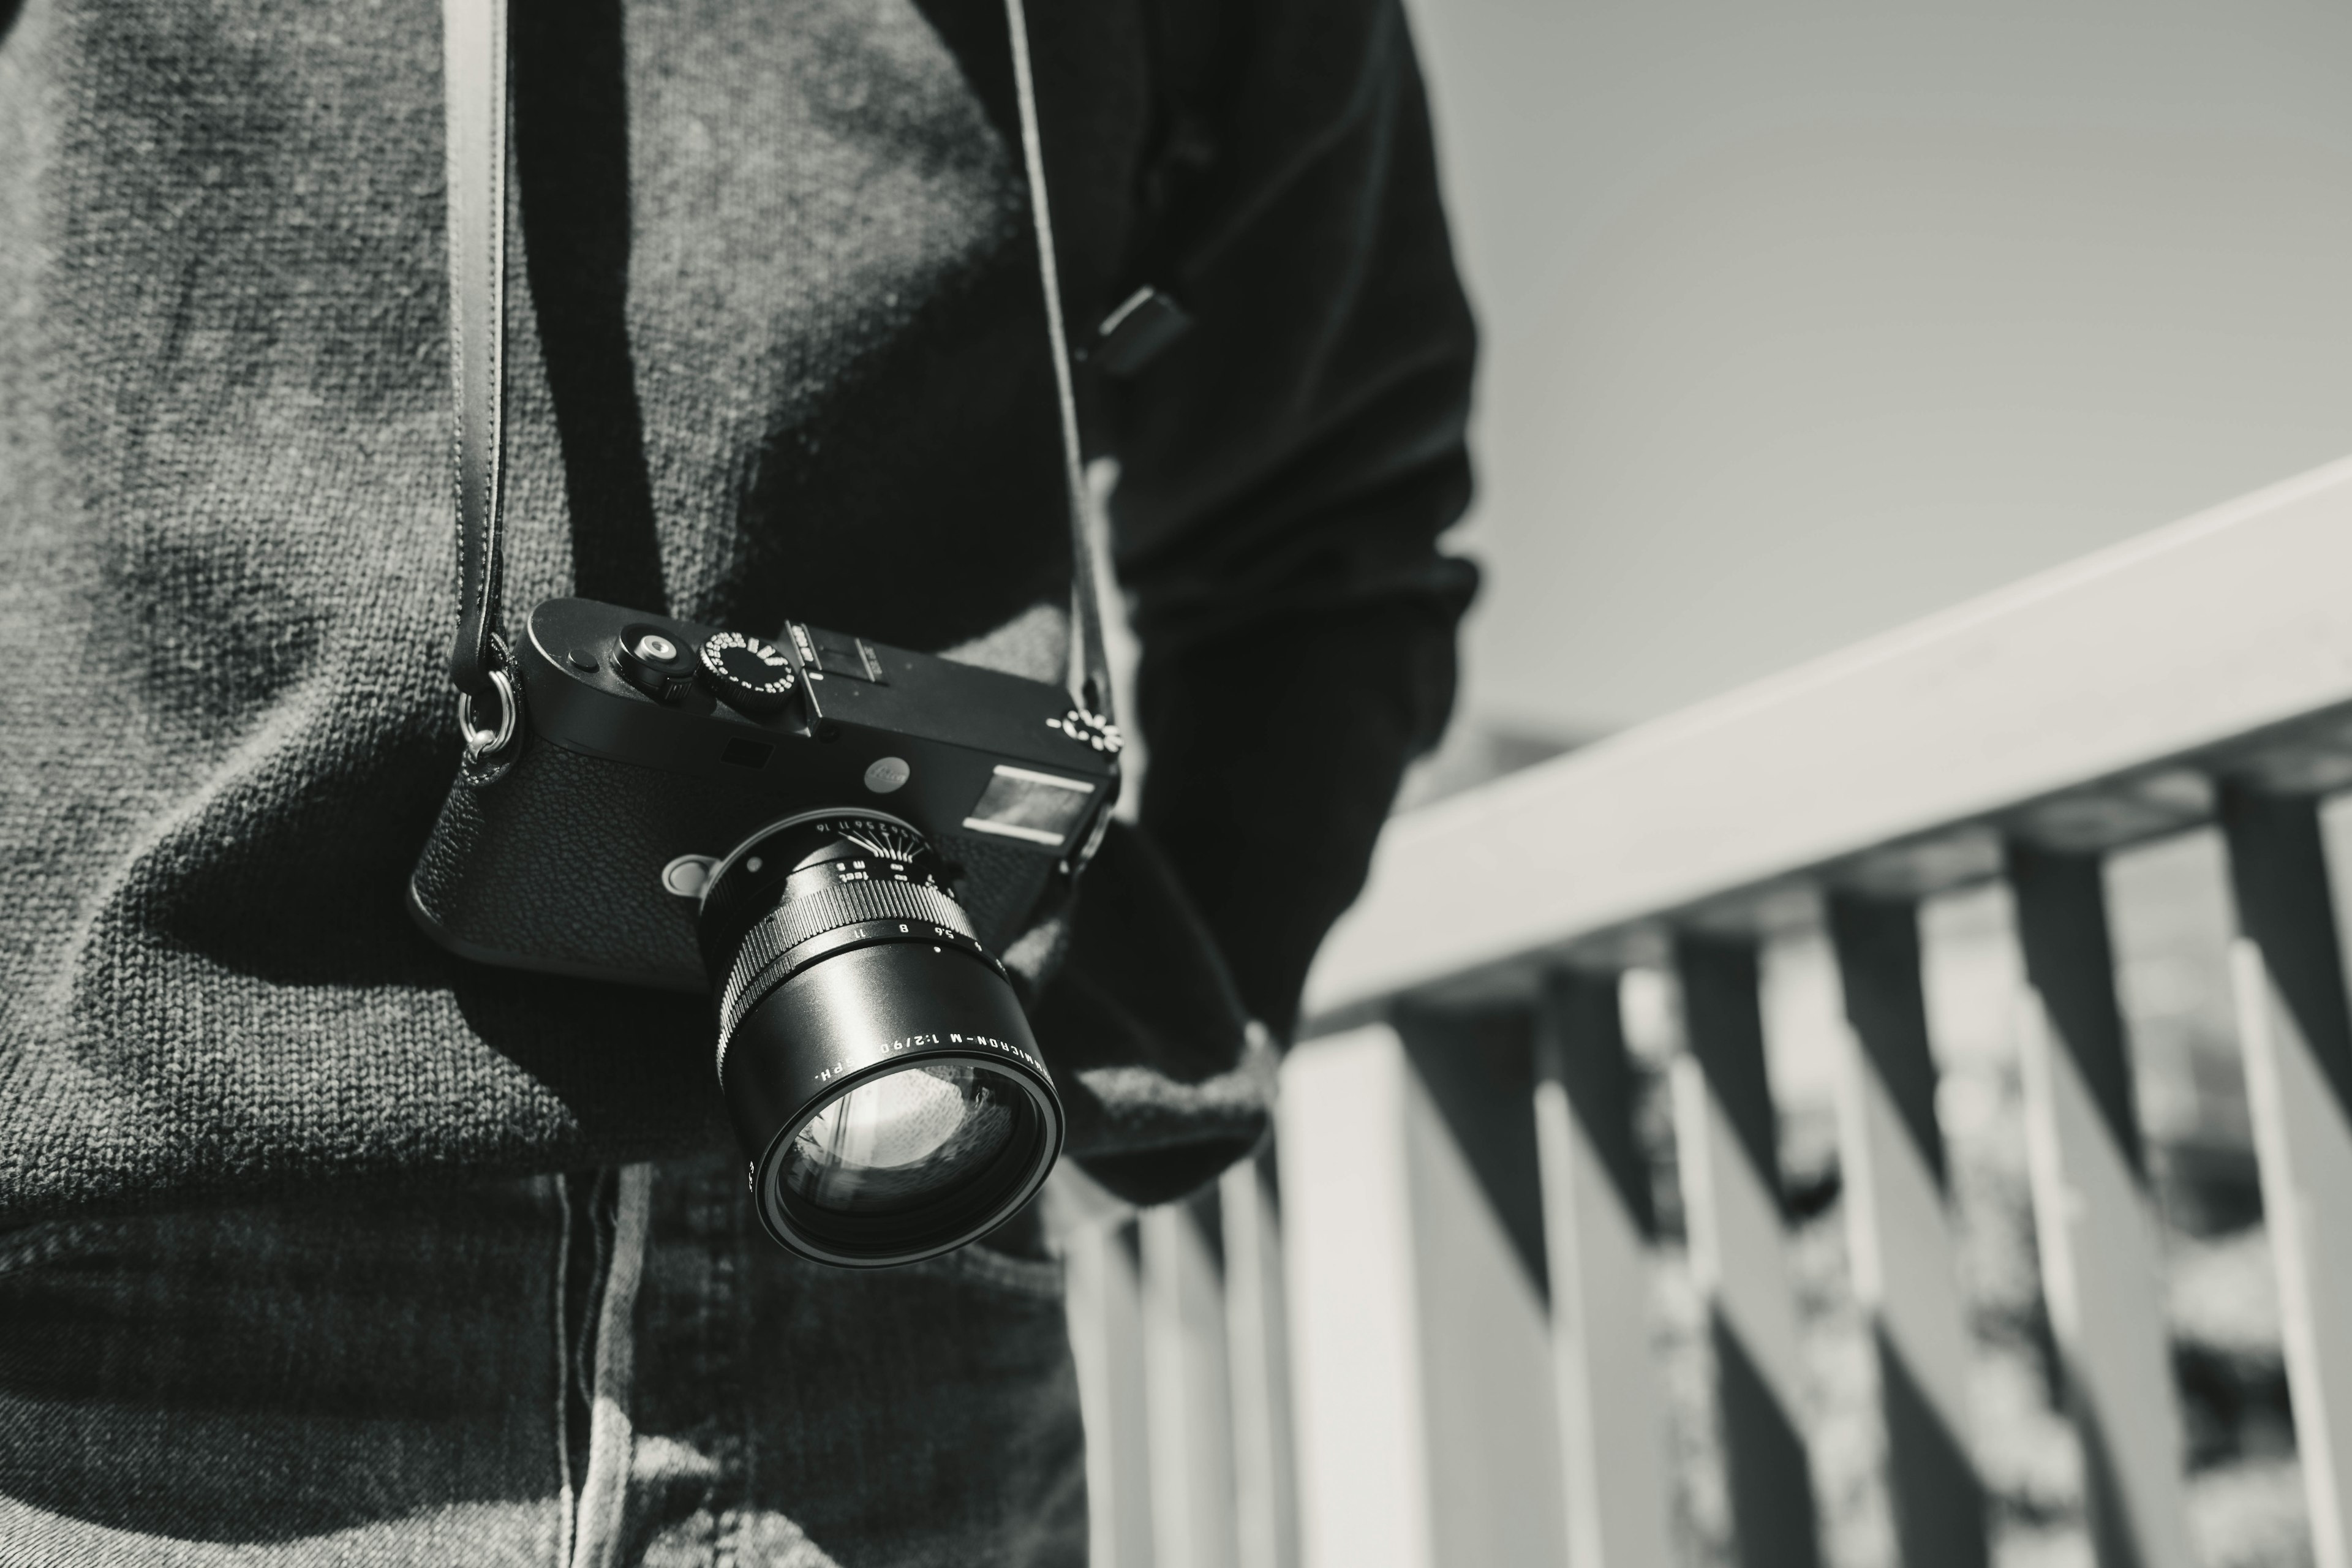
[962,766,1096,846]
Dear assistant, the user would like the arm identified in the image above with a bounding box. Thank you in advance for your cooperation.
[1109,0,1478,1041]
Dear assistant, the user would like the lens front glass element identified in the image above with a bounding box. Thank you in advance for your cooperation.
[780,1061,1030,1218]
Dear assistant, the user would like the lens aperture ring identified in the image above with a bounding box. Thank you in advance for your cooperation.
[715,877,981,1073]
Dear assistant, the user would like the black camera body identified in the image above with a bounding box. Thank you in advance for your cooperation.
[409,598,1118,1267]
[410,597,1120,993]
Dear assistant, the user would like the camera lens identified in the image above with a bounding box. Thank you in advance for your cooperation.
[698,812,1063,1267]
[780,1061,1022,1212]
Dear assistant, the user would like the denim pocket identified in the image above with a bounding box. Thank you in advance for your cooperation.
[0,1186,570,1564]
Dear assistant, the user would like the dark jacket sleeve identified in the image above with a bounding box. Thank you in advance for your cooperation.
[1105,0,1478,1041]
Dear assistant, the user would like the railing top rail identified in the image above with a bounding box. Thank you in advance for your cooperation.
[1303,454,2352,1024]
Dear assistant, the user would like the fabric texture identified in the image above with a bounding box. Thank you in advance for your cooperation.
[0,0,1475,1225]
[0,1153,1085,1566]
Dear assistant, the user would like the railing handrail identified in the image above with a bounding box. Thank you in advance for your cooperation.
[1303,453,2352,1022]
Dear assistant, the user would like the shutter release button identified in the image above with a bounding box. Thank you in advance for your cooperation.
[616,625,696,703]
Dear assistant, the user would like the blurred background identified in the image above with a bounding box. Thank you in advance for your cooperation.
[1400,0,2352,783]
[1366,5,2352,1565]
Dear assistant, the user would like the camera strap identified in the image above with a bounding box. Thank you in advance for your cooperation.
[439,0,1118,747]
[1003,0,1116,729]
[441,0,508,733]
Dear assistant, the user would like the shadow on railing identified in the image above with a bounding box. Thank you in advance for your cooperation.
[1064,455,2352,1568]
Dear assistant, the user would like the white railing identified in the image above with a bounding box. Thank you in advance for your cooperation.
[1065,455,2352,1568]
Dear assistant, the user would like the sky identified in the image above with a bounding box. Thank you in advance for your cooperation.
[1402,0,2352,739]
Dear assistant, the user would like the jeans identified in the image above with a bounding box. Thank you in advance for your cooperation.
[0,1153,1087,1566]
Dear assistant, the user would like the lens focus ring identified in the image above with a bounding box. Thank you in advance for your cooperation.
[716,878,979,1065]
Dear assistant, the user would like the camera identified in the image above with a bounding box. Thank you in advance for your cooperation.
[409,597,1120,1267]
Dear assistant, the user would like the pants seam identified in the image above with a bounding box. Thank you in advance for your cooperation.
[571,1162,654,1568]
[554,1173,577,1568]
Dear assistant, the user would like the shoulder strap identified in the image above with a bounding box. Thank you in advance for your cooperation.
[437,0,1117,735]
[1003,0,1114,723]
[442,0,508,708]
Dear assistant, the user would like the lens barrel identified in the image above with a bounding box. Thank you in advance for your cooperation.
[699,813,1063,1267]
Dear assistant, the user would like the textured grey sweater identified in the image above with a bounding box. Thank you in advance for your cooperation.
[0,0,1474,1223]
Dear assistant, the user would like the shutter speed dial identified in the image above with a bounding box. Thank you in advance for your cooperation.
[699,631,797,716]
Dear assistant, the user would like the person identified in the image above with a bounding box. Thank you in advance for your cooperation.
[0,0,1476,1559]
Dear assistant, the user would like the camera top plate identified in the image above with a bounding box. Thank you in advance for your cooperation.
[519,598,1119,861]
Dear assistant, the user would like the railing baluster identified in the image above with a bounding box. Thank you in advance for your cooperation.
[2219,783,2352,1568]
[2006,842,2192,1568]
[1273,469,2352,1566]
[1276,1022,1569,1568]
[1537,968,1675,1568]
[1067,1214,1158,1568]
[1276,1026,1435,1568]
[1219,1152,1301,1568]
[1826,892,1988,1568]
[1143,1195,1240,1568]
[1672,933,1823,1568]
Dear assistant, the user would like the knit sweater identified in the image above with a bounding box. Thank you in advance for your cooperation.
[0,0,1475,1223]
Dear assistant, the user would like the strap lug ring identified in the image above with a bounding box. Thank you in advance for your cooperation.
[457,665,519,763]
